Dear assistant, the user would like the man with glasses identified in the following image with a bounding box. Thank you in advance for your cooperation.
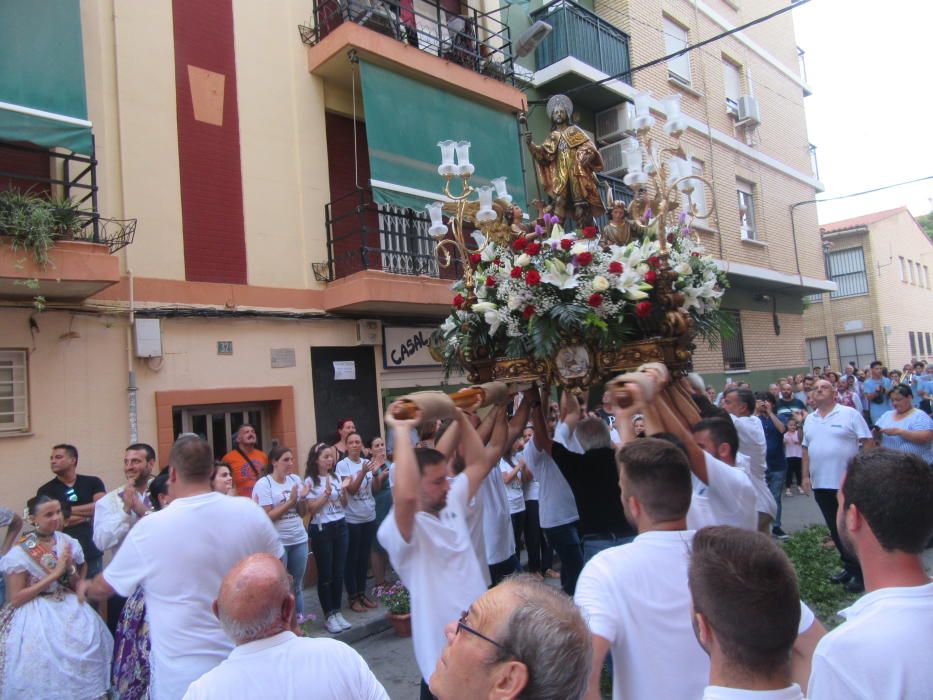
[428,575,591,700]
[36,443,106,577]
[802,379,873,593]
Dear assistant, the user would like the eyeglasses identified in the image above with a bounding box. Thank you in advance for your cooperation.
[456,611,512,656]
[65,487,78,503]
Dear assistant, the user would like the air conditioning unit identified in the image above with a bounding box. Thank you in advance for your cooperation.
[599,141,627,176]
[736,95,761,126]
[595,103,635,144]
[356,319,382,346]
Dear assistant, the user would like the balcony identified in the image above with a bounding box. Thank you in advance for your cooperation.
[530,0,631,110]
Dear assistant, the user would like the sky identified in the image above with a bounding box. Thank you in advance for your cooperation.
[792,0,933,225]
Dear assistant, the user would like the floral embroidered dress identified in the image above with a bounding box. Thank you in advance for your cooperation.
[0,532,113,700]
[111,585,150,699]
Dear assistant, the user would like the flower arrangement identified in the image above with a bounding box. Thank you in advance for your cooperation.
[373,581,410,616]
[434,216,729,377]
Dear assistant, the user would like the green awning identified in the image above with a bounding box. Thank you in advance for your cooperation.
[358,60,525,212]
[0,1,92,153]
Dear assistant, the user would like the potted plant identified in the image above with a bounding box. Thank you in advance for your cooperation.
[374,581,411,637]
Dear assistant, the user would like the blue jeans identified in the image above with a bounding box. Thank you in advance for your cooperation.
[282,541,309,616]
[542,522,583,596]
[309,519,349,616]
[766,470,787,529]
[582,533,635,564]
[345,520,377,599]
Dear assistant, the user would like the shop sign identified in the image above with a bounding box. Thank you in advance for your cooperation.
[383,326,441,369]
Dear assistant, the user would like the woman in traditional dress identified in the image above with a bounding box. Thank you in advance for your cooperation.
[0,495,112,699]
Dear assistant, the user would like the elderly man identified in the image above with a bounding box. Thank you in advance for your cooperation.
[429,574,591,700]
[722,388,776,533]
[222,424,268,497]
[183,553,387,699]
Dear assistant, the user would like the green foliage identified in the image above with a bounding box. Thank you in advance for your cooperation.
[917,211,933,241]
[0,189,81,267]
[781,524,860,628]
[374,581,410,615]
[693,307,737,350]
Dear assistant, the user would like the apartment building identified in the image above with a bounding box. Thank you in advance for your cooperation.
[803,207,933,371]
[0,0,829,507]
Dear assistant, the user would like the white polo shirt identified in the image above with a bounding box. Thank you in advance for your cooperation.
[687,453,758,531]
[801,404,872,490]
[575,530,816,700]
[103,492,284,700]
[521,440,579,529]
[702,685,806,699]
[808,582,933,700]
[478,465,515,565]
[377,472,487,683]
[182,631,388,700]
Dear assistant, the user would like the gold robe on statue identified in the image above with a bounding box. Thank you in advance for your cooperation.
[529,125,605,221]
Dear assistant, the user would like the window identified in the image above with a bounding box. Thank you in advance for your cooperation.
[721,309,746,370]
[682,160,708,218]
[0,350,28,433]
[899,256,906,282]
[924,265,930,288]
[804,292,822,304]
[917,262,924,287]
[908,259,915,284]
[837,332,876,370]
[826,247,869,298]
[723,58,742,111]
[736,180,757,240]
[910,332,917,356]
[926,332,932,356]
[173,403,271,461]
[806,337,830,370]
[664,17,692,85]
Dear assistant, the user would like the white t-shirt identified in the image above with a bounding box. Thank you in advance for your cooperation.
[304,474,346,526]
[801,404,872,490]
[554,421,584,453]
[183,631,388,700]
[479,465,516,565]
[731,415,776,518]
[377,473,487,683]
[521,440,579,528]
[575,530,815,700]
[523,471,540,501]
[687,453,758,531]
[701,686,806,699]
[252,474,308,546]
[335,457,376,524]
[808,582,933,700]
[498,459,526,514]
[103,492,284,700]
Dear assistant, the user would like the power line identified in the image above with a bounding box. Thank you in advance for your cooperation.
[802,175,933,208]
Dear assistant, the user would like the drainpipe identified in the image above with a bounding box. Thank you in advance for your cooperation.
[127,268,138,443]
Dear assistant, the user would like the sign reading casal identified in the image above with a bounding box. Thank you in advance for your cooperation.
[382,326,440,369]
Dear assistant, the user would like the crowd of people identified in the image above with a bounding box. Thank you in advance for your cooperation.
[0,358,930,699]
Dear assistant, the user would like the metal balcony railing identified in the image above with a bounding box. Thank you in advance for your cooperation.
[300,0,514,84]
[530,0,631,82]
[0,139,136,253]
[317,187,463,282]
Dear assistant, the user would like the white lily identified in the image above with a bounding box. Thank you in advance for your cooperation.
[441,318,457,334]
[480,244,497,263]
[570,241,592,256]
[507,294,523,311]
[674,262,692,276]
[471,301,497,313]
[615,269,650,300]
[484,308,509,335]
[540,258,579,290]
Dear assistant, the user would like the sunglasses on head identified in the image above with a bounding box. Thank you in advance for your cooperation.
[65,487,78,503]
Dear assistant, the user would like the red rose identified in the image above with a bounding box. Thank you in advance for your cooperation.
[510,266,522,279]
[588,293,603,307]
[582,226,598,239]
[609,261,624,274]
[469,253,481,266]
[635,301,653,318]
[647,255,661,268]
[512,237,528,251]
[577,252,593,266]
[525,269,541,286]
[526,242,542,256]
[453,294,465,308]
[560,238,573,251]
[691,251,701,258]
[644,269,658,284]
[494,257,502,266]
[522,305,535,319]
[485,275,496,287]
[666,233,675,244]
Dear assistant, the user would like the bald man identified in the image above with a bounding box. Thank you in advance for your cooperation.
[183,554,388,700]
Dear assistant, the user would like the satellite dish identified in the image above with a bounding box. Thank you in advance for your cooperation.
[515,20,553,58]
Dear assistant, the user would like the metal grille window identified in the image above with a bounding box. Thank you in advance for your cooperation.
[0,350,28,433]
[378,204,439,277]
[806,337,829,369]
[173,404,271,461]
[837,332,875,370]
[826,247,868,298]
[721,310,746,370]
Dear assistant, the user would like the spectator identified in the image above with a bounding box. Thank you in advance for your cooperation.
[808,449,933,699]
[0,495,113,699]
[429,574,592,700]
[863,361,892,427]
[183,553,388,699]
[917,363,933,415]
[794,376,814,405]
[802,379,873,594]
[79,435,284,700]
[331,417,357,462]
[784,417,804,496]
[689,526,806,699]
[499,434,527,568]
[836,374,863,413]
[722,388,777,533]
[0,505,23,606]
[252,446,310,621]
[518,426,553,580]
[222,424,268,498]
[305,442,351,635]
[755,392,789,539]
[36,443,106,578]
[369,436,394,591]
[336,432,382,612]
[210,462,235,495]
[873,385,933,463]
[775,382,806,424]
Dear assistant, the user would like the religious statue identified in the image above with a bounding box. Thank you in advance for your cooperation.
[525,94,605,230]
[601,200,632,246]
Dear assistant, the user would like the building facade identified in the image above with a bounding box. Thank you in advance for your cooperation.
[802,207,933,372]
[1,0,828,508]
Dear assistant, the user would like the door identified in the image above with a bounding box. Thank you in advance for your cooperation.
[311,346,381,444]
